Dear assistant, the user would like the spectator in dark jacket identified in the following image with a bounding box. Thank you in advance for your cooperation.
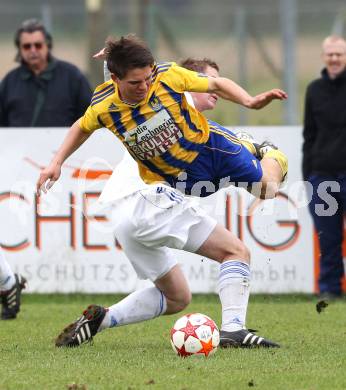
[0,19,92,127]
[303,35,346,298]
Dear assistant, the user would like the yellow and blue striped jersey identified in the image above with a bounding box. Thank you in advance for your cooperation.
[80,62,210,183]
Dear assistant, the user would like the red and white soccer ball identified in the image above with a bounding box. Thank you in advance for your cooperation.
[170,313,220,357]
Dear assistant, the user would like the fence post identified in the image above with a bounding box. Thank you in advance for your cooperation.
[280,0,298,125]
[86,0,108,88]
[235,5,248,126]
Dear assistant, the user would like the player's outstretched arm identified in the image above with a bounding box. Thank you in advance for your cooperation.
[36,119,90,196]
[208,77,287,109]
[249,88,288,109]
[93,47,106,59]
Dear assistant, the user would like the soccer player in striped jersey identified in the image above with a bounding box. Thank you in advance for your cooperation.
[52,54,280,350]
[37,34,287,199]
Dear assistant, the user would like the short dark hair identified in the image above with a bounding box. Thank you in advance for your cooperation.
[180,57,219,73]
[14,19,53,63]
[105,34,155,79]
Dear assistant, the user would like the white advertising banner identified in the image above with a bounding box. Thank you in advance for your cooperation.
[0,127,314,293]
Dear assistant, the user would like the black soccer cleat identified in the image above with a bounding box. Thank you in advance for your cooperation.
[236,131,278,160]
[1,274,27,320]
[235,131,255,143]
[55,304,107,347]
[254,141,278,160]
[219,329,280,348]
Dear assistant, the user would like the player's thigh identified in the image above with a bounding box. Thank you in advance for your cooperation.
[195,223,250,263]
[114,217,177,282]
[134,188,218,253]
[171,197,250,262]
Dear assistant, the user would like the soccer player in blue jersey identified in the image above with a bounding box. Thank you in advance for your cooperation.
[180,56,274,187]
[37,34,287,199]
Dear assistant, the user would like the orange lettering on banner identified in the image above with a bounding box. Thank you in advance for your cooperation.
[225,194,232,231]
[225,193,243,239]
[35,193,76,249]
[224,192,246,240]
[71,168,112,180]
[0,192,30,251]
[224,192,300,251]
[237,192,244,241]
[246,193,300,251]
[82,192,108,250]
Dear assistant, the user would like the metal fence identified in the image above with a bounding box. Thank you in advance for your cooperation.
[1,0,346,124]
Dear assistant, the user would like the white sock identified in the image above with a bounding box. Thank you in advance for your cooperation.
[0,248,15,291]
[99,286,167,331]
[218,260,250,332]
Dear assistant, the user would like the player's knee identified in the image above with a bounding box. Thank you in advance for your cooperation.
[224,239,250,264]
[237,243,251,264]
[171,291,192,313]
[260,181,279,199]
[179,290,192,310]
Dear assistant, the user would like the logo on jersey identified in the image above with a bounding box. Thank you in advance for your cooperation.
[108,102,119,111]
[148,96,163,112]
[123,109,183,160]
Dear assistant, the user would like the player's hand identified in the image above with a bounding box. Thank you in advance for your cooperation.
[93,47,106,59]
[250,89,287,109]
[36,163,62,196]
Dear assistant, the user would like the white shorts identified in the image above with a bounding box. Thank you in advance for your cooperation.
[110,185,217,282]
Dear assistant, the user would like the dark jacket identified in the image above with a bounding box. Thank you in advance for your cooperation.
[302,68,346,179]
[0,58,92,127]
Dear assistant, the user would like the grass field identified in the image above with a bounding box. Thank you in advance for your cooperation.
[1,294,345,390]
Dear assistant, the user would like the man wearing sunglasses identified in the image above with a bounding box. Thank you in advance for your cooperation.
[0,19,92,127]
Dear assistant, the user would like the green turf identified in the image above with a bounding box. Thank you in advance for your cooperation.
[0,294,345,390]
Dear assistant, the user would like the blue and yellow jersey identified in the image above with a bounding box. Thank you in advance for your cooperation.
[80,62,210,183]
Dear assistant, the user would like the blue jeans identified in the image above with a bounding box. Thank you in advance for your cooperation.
[307,174,346,295]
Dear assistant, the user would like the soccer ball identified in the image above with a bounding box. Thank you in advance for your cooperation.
[170,313,220,357]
